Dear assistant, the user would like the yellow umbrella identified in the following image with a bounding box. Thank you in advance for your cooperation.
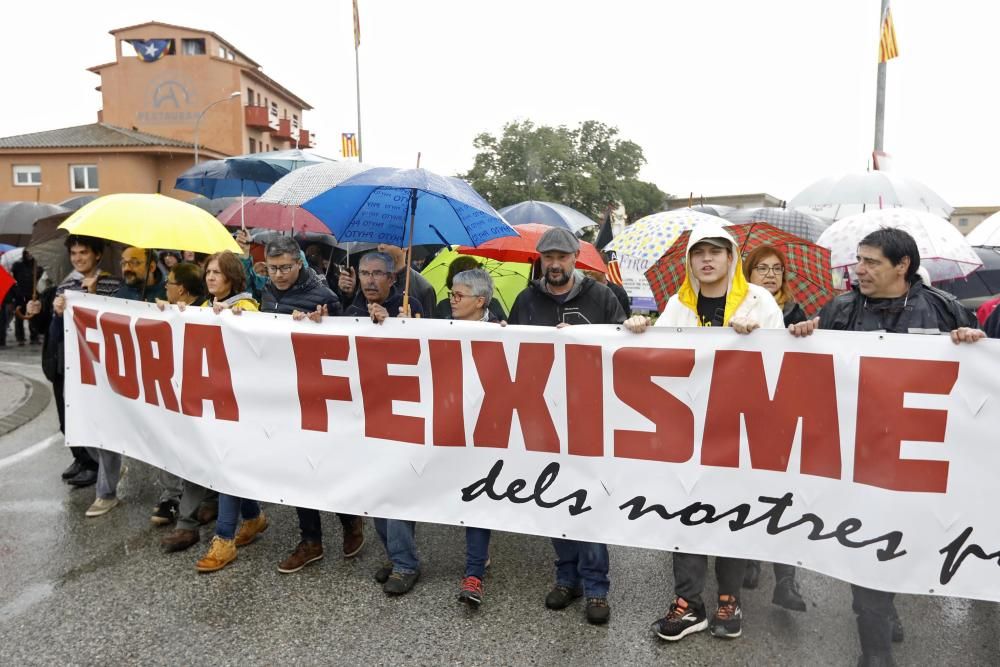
[58,193,241,254]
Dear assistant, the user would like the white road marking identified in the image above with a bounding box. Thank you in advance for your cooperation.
[0,433,61,471]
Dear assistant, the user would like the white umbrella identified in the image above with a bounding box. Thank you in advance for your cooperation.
[789,171,953,221]
[258,161,373,206]
[965,211,1000,247]
[816,208,981,282]
[603,209,721,262]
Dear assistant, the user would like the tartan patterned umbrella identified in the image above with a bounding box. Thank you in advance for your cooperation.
[723,207,829,242]
[644,222,836,317]
[603,209,720,262]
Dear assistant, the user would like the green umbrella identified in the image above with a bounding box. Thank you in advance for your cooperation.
[421,247,531,316]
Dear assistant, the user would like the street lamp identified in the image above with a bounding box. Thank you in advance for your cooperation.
[193,91,240,164]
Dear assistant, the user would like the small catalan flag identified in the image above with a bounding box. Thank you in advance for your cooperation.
[879,4,899,63]
[341,133,359,158]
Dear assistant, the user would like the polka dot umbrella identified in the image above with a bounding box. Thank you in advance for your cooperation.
[602,209,721,263]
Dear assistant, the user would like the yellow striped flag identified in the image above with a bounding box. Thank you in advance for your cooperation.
[879,5,899,62]
[342,133,359,158]
[353,0,361,49]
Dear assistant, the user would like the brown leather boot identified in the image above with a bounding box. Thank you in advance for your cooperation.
[234,512,268,547]
[342,516,365,558]
[161,528,200,553]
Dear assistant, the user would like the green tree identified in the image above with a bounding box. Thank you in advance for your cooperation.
[462,120,668,223]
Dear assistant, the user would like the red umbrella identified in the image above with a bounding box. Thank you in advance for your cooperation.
[217,197,332,234]
[644,222,836,317]
[457,223,607,272]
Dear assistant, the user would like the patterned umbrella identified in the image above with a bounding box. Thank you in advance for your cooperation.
[258,161,373,206]
[816,208,981,282]
[603,209,720,262]
[644,222,836,317]
[723,207,829,242]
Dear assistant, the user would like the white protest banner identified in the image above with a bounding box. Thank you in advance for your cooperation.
[64,292,1000,602]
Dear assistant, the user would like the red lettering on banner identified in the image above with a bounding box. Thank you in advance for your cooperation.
[566,345,604,457]
[134,318,179,412]
[472,342,558,452]
[430,339,465,446]
[100,313,140,400]
[613,347,695,463]
[180,324,239,421]
[702,352,841,478]
[854,357,957,493]
[291,333,352,432]
[356,336,424,444]
[72,306,100,385]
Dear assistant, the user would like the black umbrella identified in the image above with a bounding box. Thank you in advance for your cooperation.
[57,195,98,211]
[28,212,123,287]
[0,201,68,243]
[936,247,1000,299]
[187,196,244,217]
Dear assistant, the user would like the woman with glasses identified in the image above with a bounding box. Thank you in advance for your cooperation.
[743,245,807,327]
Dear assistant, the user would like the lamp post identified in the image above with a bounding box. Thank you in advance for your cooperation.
[193,91,240,164]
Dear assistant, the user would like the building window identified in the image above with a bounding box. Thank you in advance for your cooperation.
[13,165,41,186]
[292,114,299,132]
[247,87,255,106]
[182,38,206,55]
[70,165,99,192]
[959,217,969,227]
[270,102,279,119]
[249,138,257,153]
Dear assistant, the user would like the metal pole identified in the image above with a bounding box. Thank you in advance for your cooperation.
[194,92,241,165]
[873,0,889,154]
[355,44,363,163]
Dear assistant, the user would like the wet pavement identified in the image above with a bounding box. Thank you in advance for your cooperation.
[1,346,998,666]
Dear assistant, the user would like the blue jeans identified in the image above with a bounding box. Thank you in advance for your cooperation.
[465,527,491,579]
[374,518,419,574]
[216,494,260,540]
[552,538,610,598]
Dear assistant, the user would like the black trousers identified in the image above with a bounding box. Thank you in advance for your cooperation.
[52,373,97,469]
[297,507,360,544]
[852,585,895,657]
[673,552,746,610]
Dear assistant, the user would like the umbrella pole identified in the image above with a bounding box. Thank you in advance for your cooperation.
[401,153,422,316]
[240,190,246,232]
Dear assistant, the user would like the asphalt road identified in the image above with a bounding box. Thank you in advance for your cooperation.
[0,346,997,666]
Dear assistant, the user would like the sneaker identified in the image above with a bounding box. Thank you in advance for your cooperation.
[342,516,365,558]
[278,541,324,573]
[585,597,611,625]
[67,468,98,488]
[709,595,743,639]
[383,570,420,595]
[545,585,583,610]
[743,560,761,589]
[161,528,200,553]
[374,562,393,584]
[457,575,483,607]
[234,512,268,547]
[85,497,120,517]
[772,576,807,612]
[651,597,708,641]
[195,536,237,572]
[150,499,179,526]
[62,460,84,480]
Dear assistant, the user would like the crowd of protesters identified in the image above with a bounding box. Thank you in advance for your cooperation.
[10,220,988,667]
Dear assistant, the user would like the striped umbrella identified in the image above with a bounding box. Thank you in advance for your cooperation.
[644,222,836,317]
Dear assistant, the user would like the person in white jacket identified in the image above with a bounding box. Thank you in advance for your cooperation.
[623,222,783,643]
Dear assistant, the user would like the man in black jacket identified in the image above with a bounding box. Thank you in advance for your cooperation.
[507,226,625,625]
[338,243,436,317]
[255,236,364,573]
[790,228,982,667]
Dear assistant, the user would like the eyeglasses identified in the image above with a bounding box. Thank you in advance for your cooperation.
[265,263,298,275]
[166,280,180,287]
[120,258,145,268]
[754,264,784,276]
[358,269,389,279]
[448,290,476,302]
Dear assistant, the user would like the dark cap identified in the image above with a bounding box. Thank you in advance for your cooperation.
[536,226,580,254]
[690,237,730,251]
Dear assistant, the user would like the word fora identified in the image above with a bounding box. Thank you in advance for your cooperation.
[73,309,959,494]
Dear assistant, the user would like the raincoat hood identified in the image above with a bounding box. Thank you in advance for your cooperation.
[676,223,749,326]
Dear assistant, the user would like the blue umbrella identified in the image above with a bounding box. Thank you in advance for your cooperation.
[302,167,518,312]
[175,158,291,198]
[498,200,597,233]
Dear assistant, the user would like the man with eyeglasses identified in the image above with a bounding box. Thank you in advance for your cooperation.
[338,244,437,317]
[343,251,424,321]
[114,246,167,303]
[789,227,981,667]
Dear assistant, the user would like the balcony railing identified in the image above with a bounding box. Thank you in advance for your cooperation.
[298,129,314,148]
[273,119,293,139]
[244,105,270,130]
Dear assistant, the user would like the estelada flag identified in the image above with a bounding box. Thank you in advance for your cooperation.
[129,39,172,62]
[879,5,899,62]
[0,265,14,305]
[341,133,359,158]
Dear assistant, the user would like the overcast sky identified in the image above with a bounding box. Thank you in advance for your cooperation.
[3,1,997,207]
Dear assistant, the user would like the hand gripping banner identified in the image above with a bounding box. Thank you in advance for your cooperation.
[64,292,1000,601]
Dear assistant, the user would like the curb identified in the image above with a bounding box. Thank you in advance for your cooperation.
[0,370,52,437]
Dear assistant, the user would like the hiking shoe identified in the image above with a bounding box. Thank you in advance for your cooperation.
[342,516,365,558]
[585,597,611,625]
[195,536,237,572]
[651,597,708,641]
[62,460,84,480]
[457,576,484,607]
[161,528,200,553]
[278,541,324,573]
[67,468,98,488]
[545,585,583,610]
[773,576,807,612]
[234,512,268,547]
[374,562,393,584]
[196,503,218,525]
[85,497,120,517]
[743,560,761,589]
[383,570,420,595]
[150,499,179,526]
[709,595,743,639]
